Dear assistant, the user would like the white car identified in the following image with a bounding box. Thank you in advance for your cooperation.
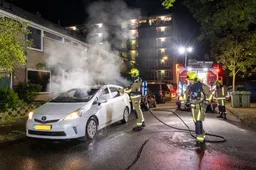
[26,85,131,140]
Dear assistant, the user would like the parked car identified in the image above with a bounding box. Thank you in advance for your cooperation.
[26,85,131,140]
[147,83,171,103]
[167,84,177,98]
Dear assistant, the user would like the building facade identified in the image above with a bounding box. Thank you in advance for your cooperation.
[121,14,174,83]
[0,3,113,100]
[68,14,175,83]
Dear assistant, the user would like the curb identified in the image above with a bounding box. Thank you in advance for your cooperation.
[226,107,256,131]
[0,135,27,148]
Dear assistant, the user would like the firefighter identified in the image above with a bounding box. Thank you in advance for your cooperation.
[124,68,145,132]
[214,80,228,119]
[186,72,213,146]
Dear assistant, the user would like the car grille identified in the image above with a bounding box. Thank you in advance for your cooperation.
[34,119,59,124]
[28,130,66,136]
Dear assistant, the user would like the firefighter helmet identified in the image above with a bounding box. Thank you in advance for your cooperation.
[129,68,139,77]
[187,72,199,82]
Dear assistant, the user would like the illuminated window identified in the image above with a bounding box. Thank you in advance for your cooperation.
[149,18,156,26]
[165,17,172,21]
[139,20,147,24]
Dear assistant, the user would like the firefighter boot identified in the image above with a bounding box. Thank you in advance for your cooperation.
[217,112,223,118]
[222,113,227,120]
[142,121,146,127]
[133,126,143,132]
[195,121,205,143]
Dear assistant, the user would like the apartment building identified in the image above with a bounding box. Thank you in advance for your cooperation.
[121,14,174,83]
[0,3,110,100]
[68,14,174,83]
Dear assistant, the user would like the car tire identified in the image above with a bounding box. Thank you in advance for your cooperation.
[122,107,129,123]
[153,101,157,108]
[86,117,98,139]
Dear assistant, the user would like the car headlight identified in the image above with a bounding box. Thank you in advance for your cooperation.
[64,111,80,120]
[28,111,34,120]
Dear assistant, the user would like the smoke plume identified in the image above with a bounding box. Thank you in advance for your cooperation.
[45,0,140,95]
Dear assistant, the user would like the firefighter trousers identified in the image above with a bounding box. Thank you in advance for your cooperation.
[131,96,144,127]
[191,103,207,143]
[216,99,226,113]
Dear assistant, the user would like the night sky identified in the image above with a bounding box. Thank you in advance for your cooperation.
[4,0,208,57]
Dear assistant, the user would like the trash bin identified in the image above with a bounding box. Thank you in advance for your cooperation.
[231,91,241,108]
[240,91,251,108]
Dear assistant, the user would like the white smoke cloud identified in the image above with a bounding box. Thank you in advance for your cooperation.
[44,0,140,95]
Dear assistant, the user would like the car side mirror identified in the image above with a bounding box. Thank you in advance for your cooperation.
[97,98,107,106]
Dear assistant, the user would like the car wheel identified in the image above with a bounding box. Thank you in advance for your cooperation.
[122,107,129,123]
[153,101,157,108]
[86,117,97,139]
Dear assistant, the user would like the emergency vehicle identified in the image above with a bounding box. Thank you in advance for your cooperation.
[176,60,219,111]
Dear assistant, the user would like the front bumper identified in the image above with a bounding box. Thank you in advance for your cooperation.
[26,118,87,140]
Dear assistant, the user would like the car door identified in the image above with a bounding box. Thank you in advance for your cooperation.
[95,87,113,129]
[109,86,125,122]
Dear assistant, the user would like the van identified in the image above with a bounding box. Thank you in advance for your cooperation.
[147,83,171,103]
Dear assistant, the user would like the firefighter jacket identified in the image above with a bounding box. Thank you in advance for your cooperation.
[125,77,142,99]
[185,81,212,102]
[214,85,228,100]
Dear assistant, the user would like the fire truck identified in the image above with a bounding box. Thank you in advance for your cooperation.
[176,60,220,111]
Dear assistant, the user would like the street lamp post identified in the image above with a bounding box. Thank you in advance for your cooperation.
[178,46,193,67]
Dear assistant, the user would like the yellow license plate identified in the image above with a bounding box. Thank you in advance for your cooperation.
[34,125,52,130]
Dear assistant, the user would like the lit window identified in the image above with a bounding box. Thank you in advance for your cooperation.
[165,17,172,21]
[160,16,165,20]
[68,26,77,31]
[139,20,147,24]
[97,23,103,28]
[160,27,166,32]
[130,19,137,24]
[149,18,156,25]
[160,38,166,42]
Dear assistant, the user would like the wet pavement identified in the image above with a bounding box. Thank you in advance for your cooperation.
[0,104,256,170]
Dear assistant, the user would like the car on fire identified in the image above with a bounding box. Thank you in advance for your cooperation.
[26,85,131,140]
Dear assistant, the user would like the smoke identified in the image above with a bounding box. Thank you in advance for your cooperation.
[44,0,140,95]
[86,0,141,50]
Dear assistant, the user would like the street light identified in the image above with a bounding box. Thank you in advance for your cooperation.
[178,46,193,67]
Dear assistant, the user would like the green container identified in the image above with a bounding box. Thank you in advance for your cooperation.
[240,91,251,108]
[231,91,241,108]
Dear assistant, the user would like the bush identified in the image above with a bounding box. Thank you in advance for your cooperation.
[15,83,42,104]
[0,88,23,111]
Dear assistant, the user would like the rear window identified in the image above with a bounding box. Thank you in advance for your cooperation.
[147,84,160,91]
[162,84,169,91]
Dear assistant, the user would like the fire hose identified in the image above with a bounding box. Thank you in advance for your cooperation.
[126,102,226,170]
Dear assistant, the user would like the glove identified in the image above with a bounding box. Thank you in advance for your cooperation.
[204,100,210,105]
[118,88,124,94]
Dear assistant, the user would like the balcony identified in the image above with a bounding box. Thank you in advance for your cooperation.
[156,32,172,38]
[156,16,172,26]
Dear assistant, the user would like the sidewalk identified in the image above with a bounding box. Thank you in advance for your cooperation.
[226,102,256,130]
[0,118,27,147]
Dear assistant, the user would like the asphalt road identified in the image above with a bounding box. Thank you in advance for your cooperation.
[0,102,256,170]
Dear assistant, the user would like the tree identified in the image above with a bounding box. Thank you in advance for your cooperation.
[162,0,256,91]
[162,0,176,9]
[0,17,31,73]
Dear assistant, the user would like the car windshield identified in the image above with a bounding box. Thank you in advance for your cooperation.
[51,88,99,103]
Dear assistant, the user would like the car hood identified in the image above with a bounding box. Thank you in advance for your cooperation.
[34,102,87,119]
